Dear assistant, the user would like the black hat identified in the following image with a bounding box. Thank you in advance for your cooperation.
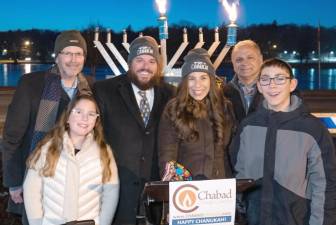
[54,30,87,56]
[128,36,161,64]
[181,48,215,77]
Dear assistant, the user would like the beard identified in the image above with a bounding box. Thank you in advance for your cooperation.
[127,68,161,90]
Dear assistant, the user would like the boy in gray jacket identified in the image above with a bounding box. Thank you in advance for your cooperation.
[230,58,336,225]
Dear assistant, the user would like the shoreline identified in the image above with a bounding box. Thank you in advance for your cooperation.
[0,60,54,64]
[1,60,336,67]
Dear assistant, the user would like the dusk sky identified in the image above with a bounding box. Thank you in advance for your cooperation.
[1,0,335,31]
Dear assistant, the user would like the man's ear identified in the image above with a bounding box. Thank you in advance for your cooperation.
[290,78,298,92]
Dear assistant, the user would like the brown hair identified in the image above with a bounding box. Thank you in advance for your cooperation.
[165,74,234,146]
[27,94,112,183]
[260,58,294,78]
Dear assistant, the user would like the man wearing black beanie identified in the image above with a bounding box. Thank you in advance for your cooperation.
[93,36,175,225]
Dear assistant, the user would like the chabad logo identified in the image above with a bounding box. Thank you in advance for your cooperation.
[137,46,154,55]
[172,184,199,213]
[191,61,208,71]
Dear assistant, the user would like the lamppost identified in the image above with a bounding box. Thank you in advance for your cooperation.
[22,40,32,61]
[329,51,335,62]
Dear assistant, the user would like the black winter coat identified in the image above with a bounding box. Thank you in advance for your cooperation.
[93,75,175,225]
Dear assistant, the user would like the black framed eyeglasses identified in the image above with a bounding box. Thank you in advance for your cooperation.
[259,75,291,86]
[59,51,84,58]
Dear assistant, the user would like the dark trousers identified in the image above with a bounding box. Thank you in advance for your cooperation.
[245,189,261,225]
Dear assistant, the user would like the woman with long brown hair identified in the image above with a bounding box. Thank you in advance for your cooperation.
[158,48,234,180]
[23,94,119,225]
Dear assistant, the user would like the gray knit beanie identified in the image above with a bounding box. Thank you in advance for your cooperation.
[54,30,87,56]
[181,48,215,78]
[128,36,161,64]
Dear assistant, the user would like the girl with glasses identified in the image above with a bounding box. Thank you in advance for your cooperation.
[23,94,119,225]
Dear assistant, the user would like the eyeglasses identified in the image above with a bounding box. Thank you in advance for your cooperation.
[59,51,84,58]
[259,74,291,86]
[71,109,99,121]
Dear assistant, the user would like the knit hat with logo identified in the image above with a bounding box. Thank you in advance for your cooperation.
[128,36,161,64]
[54,30,87,56]
[181,48,215,77]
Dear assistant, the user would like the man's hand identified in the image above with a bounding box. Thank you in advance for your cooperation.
[9,187,23,204]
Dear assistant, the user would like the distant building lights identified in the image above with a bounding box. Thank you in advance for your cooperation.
[51,53,56,58]
[284,50,288,54]
[272,44,277,49]
[24,41,30,46]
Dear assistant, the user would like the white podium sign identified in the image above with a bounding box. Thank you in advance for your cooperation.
[169,179,236,225]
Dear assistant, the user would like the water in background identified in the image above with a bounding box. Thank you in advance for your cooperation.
[0,64,111,87]
[0,63,336,90]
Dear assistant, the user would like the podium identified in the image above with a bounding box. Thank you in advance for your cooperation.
[142,179,255,225]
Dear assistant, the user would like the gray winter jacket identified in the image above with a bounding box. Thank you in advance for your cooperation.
[230,95,336,225]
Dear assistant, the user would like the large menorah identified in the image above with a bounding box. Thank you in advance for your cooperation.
[93,25,236,82]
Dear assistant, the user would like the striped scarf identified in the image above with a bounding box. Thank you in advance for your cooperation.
[29,66,91,152]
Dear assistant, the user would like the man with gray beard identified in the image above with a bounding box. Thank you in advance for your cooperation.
[93,36,175,225]
[2,30,92,225]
